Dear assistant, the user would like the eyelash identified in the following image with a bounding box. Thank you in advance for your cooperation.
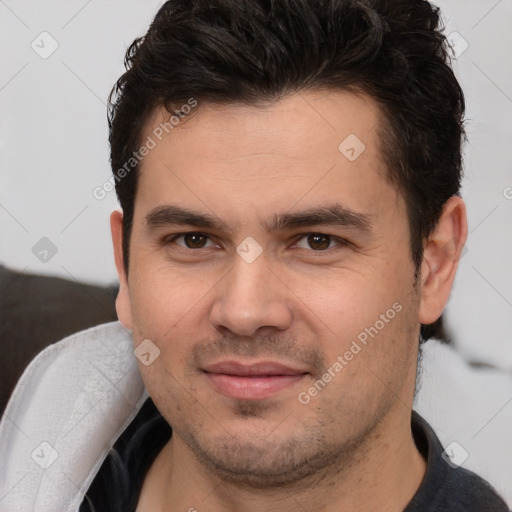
[163,232,349,253]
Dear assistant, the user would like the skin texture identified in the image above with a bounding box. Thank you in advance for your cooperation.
[111,90,467,511]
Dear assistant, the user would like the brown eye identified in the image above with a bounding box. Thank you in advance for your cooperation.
[183,233,208,248]
[307,234,331,250]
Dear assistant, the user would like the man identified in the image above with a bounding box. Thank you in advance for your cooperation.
[0,0,508,511]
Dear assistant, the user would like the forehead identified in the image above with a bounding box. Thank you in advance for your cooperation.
[142,89,381,162]
[135,90,400,222]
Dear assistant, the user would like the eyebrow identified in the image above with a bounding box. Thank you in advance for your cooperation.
[146,205,227,230]
[265,205,373,233]
[145,204,373,233]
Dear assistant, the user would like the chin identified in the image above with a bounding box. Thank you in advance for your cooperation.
[179,424,360,489]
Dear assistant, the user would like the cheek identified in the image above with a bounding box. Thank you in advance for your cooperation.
[128,258,203,332]
[301,298,418,423]
[128,274,203,410]
[293,264,409,341]
[296,266,417,390]
[127,263,220,381]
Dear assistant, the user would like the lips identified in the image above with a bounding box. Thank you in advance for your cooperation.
[203,360,308,400]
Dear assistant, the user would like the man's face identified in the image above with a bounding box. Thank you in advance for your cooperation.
[115,91,422,485]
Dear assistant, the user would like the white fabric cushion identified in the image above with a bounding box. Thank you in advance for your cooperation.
[414,340,512,505]
[0,322,147,512]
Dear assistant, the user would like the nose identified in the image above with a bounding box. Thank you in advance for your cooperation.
[210,253,293,338]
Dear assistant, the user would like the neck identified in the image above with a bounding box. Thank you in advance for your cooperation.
[136,405,426,512]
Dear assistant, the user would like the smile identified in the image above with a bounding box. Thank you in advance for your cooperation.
[202,360,308,400]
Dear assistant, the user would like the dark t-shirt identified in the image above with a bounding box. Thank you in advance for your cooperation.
[80,399,508,511]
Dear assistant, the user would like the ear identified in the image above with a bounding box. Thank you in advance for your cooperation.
[418,196,468,325]
[111,210,133,330]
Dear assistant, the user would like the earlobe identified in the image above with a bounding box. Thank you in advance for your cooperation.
[110,210,133,330]
[418,196,468,325]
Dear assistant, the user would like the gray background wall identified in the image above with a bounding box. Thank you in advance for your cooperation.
[1,0,511,367]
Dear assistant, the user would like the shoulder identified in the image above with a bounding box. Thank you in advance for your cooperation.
[407,412,509,511]
[409,463,510,511]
